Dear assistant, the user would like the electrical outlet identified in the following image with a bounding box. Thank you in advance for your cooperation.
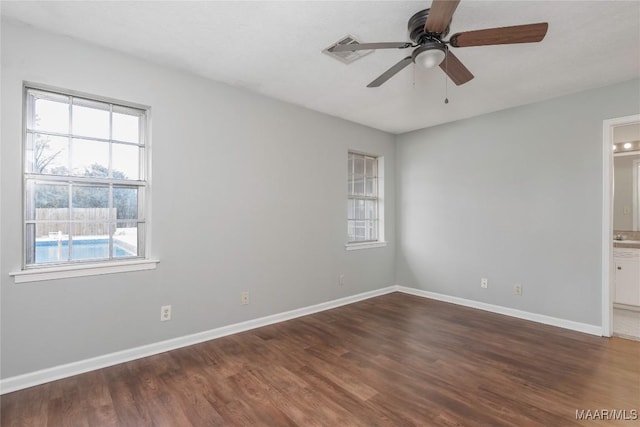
[339,274,345,286]
[515,284,523,296]
[241,291,249,305]
[481,278,488,289]
[160,305,171,321]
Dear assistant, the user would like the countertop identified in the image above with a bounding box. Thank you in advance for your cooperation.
[613,240,640,249]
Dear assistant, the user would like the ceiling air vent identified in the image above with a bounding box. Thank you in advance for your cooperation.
[323,35,373,64]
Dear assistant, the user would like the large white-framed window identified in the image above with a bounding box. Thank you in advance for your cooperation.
[20,85,151,273]
[346,151,385,250]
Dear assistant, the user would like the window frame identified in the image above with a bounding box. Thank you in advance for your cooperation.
[11,83,158,282]
[346,150,386,250]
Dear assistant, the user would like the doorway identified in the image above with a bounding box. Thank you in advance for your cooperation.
[602,114,640,338]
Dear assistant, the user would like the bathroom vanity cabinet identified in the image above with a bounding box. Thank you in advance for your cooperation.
[614,248,640,307]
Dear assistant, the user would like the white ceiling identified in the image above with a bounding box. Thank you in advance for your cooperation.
[2,0,639,134]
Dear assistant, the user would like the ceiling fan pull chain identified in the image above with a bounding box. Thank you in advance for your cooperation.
[444,52,449,104]
[412,63,416,89]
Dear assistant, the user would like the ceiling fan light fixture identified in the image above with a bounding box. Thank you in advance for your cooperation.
[413,42,446,69]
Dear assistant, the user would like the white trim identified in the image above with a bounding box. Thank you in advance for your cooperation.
[9,258,159,283]
[0,286,396,394]
[395,286,603,336]
[633,158,640,231]
[603,114,640,337]
[345,241,387,251]
[0,284,607,394]
[378,155,385,243]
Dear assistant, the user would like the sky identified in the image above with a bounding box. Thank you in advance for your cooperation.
[33,95,142,180]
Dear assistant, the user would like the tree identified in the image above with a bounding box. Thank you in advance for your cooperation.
[35,162,137,222]
[76,164,137,221]
[34,135,63,173]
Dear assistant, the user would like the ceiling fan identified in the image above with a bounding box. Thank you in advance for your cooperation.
[329,0,548,87]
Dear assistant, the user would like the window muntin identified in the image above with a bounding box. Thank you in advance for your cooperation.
[24,87,147,267]
[347,152,380,243]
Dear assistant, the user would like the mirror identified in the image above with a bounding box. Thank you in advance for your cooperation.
[613,123,640,232]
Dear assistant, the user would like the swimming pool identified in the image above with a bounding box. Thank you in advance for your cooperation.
[36,238,134,263]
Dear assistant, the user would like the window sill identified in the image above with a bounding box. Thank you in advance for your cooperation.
[9,259,159,283]
[345,241,387,251]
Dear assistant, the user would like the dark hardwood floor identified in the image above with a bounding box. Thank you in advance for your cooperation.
[2,292,639,426]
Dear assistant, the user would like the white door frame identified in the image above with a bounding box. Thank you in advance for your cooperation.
[602,114,640,337]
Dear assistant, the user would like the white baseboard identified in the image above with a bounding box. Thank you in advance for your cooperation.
[0,286,397,395]
[1,284,603,394]
[395,285,603,336]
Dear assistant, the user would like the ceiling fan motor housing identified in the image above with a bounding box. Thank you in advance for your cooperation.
[408,8,450,43]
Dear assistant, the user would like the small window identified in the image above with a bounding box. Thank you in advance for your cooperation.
[347,152,383,244]
[23,86,148,267]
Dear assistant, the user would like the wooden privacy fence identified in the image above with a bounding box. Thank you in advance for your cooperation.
[35,208,116,237]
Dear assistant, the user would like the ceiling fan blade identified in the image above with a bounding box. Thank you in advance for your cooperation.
[449,22,548,47]
[439,50,473,86]
[367,56,413,87]
[330,42,412,52]
[424,0,460,33]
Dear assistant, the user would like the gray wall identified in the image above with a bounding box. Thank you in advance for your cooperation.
[0,20,396,378]
[3,17,639,382]
[396,79,640,326]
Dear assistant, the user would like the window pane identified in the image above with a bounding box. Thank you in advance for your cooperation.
[348,152,354,176]
[365,157,376,178]
[348,218,378,243]
[355,199,366,220]
[352,178,365,196]
[28,182,70,221]
[365,199,377,220]
[72,185,110,221]
[113,187,138,220]
[112,143,139,180]
[112,107,140,143]
[33,95,69,134]
[26,134,69,175]
[347,199,355,220]
[354,220,366,240]
[26,183,69,244]
[366,177,377,197]
[367,221,378,241]
[71,138,109,176]
[72,99,109,139]
[347,220,355,242]
[71,224,110,260]
[114,222,138,258]
[34,222,70,264]
[354,155,365,175]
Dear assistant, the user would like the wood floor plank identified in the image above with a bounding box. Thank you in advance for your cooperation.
[0,382,50,427]
[1,292,638,426]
